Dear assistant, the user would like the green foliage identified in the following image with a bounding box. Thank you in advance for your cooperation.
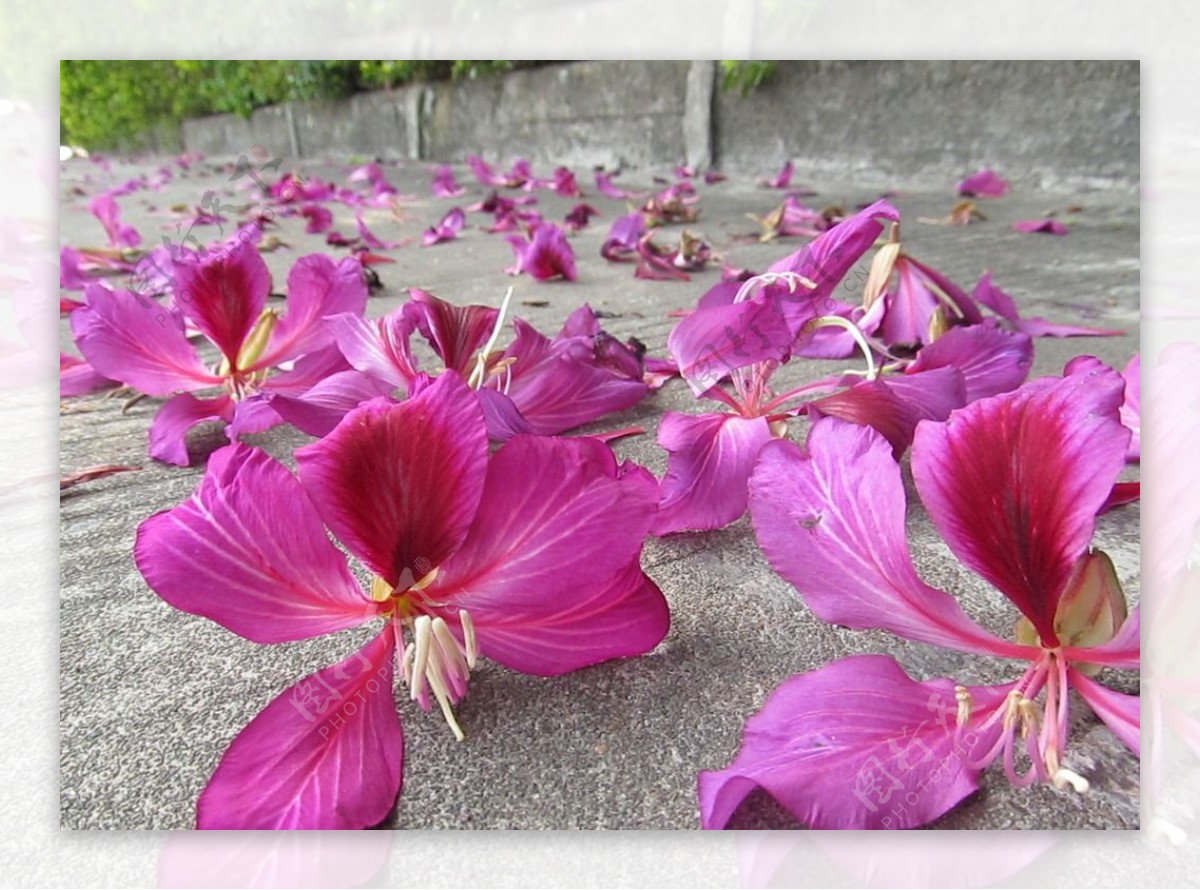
[720,61,777,96]
[61,60,543,151]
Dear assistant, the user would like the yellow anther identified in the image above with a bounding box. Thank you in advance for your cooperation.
[235,308,279,371]
[370,576,395,603]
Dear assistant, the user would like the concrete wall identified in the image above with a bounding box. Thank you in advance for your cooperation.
[714,60,1140,189]
[179,60,1139,190]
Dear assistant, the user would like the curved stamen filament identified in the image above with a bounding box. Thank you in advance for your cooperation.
[468,286,515,389]
[807,316,878,381]
[732,271,816,305]
[400,612,477,742]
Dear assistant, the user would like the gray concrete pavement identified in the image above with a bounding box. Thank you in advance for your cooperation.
[59,155,1140,829]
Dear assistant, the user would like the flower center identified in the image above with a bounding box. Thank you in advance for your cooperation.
[956,652,1089,794]
[371,570,478,742]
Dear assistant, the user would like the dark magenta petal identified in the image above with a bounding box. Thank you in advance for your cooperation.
[135,443,377,641]
[806,367,966,458]
[906,321,1033,403]
[71,285,219,397]
[171,241,271,367]
[406,289,498,376]
[196,626,401,829]
[749,421,1029,656]
[299,203,333,234]
[653,411,773,535]
[255,254,368,369]
[294,372,488,586]
[148,393,236,466]
[699,655,1003,829]
[330,308,418,392]
[911,370,1129,643]
[1068,668,1139,756]
[427,435,665,675]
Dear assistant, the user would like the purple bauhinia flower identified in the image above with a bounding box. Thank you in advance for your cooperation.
[422,207,466,247]
[300,203,334,234]
[506,223,577,282]
[71,243,382,465]
[652,317,1031,536]
[321,290,651,440]
[668,200,901,392]
[1013,218,1069,235]
[550,166,582,197]
[430,164,466,198]
[594,170,647,201]
[600,212,646,262]
[563,203,600,233]
[354,210,406,250]
[957,168,1011,198]
[134,371,669,829]
[700,367,1138,829]
[89,191,142,249]
[758,160,795,189]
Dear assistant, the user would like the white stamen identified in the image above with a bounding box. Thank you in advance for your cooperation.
[460,611,478,668]
[468,286,515,389]
[432,617,469,679]
[410,616,432,701]
[732,271,816,304]
[809,316,878,380]
[954,685,972,727]
[1052,767,1090,793]
[423,654,466,742]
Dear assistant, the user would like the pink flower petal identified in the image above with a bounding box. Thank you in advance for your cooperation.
[299,203,333,234]
[973,272,1123,337]
[910,369,1130,644]
[1065,353,1140,460]
[758,160,794,189]
[171,241,272,367]
[1068,668,1139,756]
[653,411,773,535]
[254,254,368,369]
[957,168,1011,198]
[506,223,577,282]
[59,353,117,397]
[699,655,1005,829]
[135,443,377,641]
[354,211,405,250]
[147,392,236,466]
[329,308,418,391]
[495,319,648,436]
[71,286,219,396]
[294,372,488,587]
[422,207,466,247]
[1013,218,1069,235]
[749,421,1030,656]
[906,321,1033,404]
[428,435,666,675]
[197,626,401,829]
[805,367,965,458]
